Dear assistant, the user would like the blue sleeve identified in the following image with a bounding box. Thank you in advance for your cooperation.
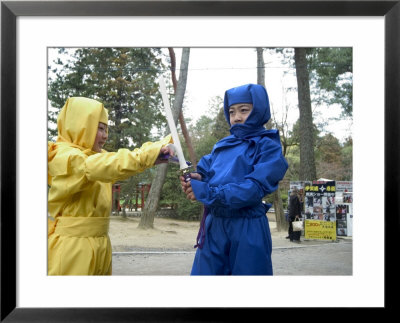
[191,140,288,209]
[195,153,212,182]
[245,141,288,196]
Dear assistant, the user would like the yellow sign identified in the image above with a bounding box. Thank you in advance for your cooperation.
[304,220,336,241]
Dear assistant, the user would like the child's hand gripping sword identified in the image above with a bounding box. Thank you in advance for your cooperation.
[158,76,192,182]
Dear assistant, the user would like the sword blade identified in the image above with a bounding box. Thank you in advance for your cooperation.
[158,76,188,170]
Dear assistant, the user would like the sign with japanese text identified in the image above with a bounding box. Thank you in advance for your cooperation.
[303,180,337,240]
[304,181,336,221]
[304,181,336,195]
[304,220,337,241]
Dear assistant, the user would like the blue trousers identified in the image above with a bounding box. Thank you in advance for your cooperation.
[191,214,273,275]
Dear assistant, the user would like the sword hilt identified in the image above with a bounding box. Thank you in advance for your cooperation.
[179,166,193,183]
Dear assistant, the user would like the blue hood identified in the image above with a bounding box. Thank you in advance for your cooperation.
[223,84,271,138]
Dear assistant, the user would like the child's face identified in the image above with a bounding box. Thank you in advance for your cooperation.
[92,122,108,152]
[229,103,253,126]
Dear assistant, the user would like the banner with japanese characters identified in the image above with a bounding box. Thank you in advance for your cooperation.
[304,180,336,240]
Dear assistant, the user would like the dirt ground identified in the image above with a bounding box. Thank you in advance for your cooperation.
[108,213,289,252]
[109,214,353,275]
[109,215,200,252]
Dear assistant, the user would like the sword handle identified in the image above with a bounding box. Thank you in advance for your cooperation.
[179,166,193,183]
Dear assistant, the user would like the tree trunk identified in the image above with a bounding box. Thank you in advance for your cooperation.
[169,48,203,221]
[273,188,286,231]
[294,48,317,181]
[168,48,197,169]
[256,48,288,232]
[138,48,190,229]
[256,48,265,86]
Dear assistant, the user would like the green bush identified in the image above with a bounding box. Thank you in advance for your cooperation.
[160,164,202,221]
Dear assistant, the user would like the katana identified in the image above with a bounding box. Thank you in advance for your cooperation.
[158,76,192,182]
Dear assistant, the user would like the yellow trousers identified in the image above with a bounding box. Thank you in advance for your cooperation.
[48,216,112,275]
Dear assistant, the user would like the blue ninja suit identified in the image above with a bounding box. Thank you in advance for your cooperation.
[190,83,288,275]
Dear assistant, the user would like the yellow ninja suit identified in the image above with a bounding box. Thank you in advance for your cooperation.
[48,97,171,275]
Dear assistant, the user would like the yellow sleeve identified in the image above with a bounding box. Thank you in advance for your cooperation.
[85,135,172,183]
[48,147,91,198]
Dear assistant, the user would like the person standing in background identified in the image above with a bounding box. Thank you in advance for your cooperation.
[288,188,302,242]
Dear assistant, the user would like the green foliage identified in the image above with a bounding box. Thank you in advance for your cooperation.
[284,131,353,182]
[341,137,353,168]
[270,47,353,184]
[158,98,228,220]
[339,137,353,180]
[263,190,288,210]
[190,97,227,161]
[190,115,218,158]
[48,47,166,148]
[315,133,342,164]
[160,163,202,220]
[269,47,352,116]
[313,133,352,180]
[212,106,231,140]
[280,192,288,209]
[308,48,353,116]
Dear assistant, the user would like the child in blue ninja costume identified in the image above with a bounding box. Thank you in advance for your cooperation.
[181,83,288,275]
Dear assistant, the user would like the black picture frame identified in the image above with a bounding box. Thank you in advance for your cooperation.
[1,0,397,321]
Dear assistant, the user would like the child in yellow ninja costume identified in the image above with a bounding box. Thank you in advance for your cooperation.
[48,97,173,275]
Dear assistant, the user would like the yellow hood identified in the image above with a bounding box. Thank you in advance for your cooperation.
[56,97,108,150]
